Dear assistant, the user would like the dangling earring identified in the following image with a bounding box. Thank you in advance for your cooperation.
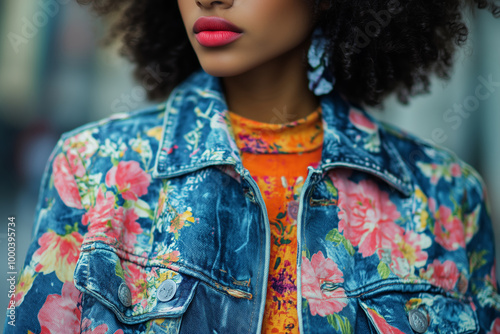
[307,26,335,96]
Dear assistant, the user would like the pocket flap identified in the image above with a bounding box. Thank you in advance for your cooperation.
[74,242,198,325]
[360,292,478,334]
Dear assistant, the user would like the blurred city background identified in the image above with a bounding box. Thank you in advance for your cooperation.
[1,1,499,327]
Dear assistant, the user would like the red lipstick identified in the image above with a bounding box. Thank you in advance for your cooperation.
[193,16,243,47]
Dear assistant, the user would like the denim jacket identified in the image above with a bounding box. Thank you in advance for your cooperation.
[5,69,500,334]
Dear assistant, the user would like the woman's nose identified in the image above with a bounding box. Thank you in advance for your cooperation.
[195,0,233,9]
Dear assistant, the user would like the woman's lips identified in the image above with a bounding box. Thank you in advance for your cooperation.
[193,16,243,47]
[195,31,242,47]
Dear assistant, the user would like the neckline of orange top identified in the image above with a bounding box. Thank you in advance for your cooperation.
[227,106,324,154]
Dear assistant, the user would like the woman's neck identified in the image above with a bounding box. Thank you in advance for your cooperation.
[221,40,319,124]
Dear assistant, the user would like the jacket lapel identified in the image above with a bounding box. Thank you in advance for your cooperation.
[153,69,414,196]
[319,93,414,196]
[153,70,244,178]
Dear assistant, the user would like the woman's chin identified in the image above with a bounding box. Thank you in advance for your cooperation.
[199,64,248,78]
[196,55,258,78]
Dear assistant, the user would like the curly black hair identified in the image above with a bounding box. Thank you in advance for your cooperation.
[76,0,500,107]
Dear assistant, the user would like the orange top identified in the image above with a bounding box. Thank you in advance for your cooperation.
[228,106,324,333]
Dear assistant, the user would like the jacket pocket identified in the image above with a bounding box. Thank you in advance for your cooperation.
[74,242,198,332]
[358,286,479,334]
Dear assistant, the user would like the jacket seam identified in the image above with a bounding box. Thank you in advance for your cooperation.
[248,203,263,334]
[61,106,164,141]
[301,178,314,334]
[80,243,253,298]
[348,280,471,302]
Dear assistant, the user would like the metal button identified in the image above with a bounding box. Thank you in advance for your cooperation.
[118,282,132,307]
[157,279,177,302]
[408,309,428,333]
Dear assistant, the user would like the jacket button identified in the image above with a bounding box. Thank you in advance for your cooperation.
[408,309,428,333]
[157,279,177,302]
[118,282,132,307]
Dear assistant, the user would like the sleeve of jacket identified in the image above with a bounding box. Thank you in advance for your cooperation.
[3,137,87,333]
[462,163,500,333]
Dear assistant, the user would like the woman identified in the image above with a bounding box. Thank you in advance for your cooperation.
[5,0,500,333]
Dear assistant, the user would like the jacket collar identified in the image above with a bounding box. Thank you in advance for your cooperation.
[153,69,414,196]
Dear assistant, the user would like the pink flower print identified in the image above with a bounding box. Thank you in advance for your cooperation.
[62,130,99,159]
[81,318,109,334]
[82,189,120,226]
[38,282,81,333]
[450,163,462,177]
[336,178,403,257]
[53,153,83,209]
[158,251,181,266]
[82,189,125,241]
[301,251,347,317]
[121,209,143,251]
[488,318,500,334]
[123,262,148,307]
[419,259,459,291]
[106,161,151,201]
[82,190,142,249]
[65,149,86,178]
[364,306,405,334]
[434,205,465,251]
[390,231,431,276]
[428,197,437,214]
[61,130,99,178]
[389,257,412,279]
[349,108,377,133]
[32,229,83,282]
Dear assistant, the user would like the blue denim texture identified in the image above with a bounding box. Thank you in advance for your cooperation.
[4,69,500,333]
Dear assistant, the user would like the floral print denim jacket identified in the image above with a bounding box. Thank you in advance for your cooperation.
[5,69,500,334]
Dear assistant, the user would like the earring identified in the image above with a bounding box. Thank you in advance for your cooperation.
[307,26,335,96]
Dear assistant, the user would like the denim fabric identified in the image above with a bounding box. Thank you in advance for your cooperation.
[4,69,500,333]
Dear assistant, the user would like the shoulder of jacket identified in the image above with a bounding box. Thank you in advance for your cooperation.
[377,118,486,197]
[60,103,166,141]
[377,118,462,164]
